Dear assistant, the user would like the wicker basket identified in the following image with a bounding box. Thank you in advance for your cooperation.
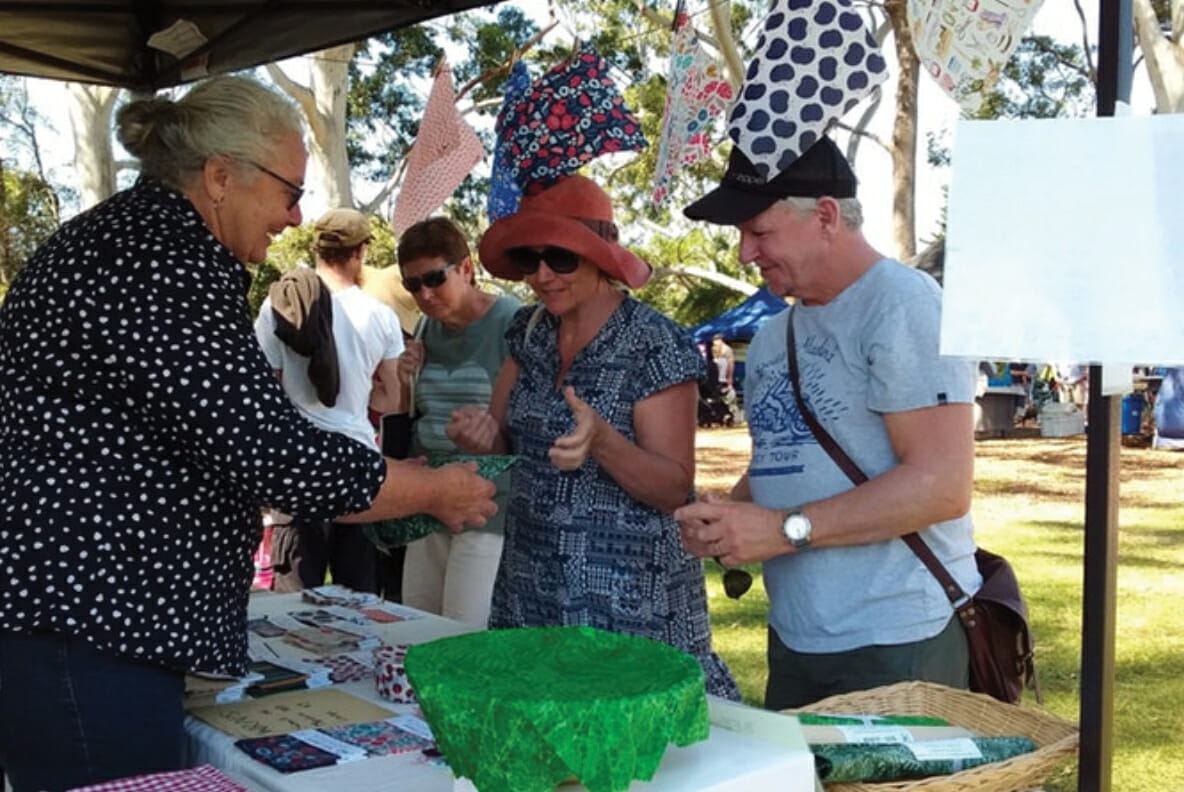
[789,681,1078,792]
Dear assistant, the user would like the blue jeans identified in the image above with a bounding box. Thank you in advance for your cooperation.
[0,631,186,792]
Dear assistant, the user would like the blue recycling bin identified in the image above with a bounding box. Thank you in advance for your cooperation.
[1122,393,1145,435]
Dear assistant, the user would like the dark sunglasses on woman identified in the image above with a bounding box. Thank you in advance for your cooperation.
[506,246,581,276]
[402,262,457,293]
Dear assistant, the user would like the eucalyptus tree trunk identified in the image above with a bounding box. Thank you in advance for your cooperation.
[66,83,119,210]
[1133,0,1184,113]
[269,42,358,209]
[884,0,918,261]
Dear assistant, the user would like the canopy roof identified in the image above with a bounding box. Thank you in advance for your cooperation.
[0,1,500,91]
[688,287,788,346]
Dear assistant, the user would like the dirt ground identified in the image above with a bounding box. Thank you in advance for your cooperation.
[694,425,1184,503]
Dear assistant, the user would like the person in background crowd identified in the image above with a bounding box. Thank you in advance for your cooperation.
[394,217,520,628]
[255,208,404,594]
[359,260,422,339]
[357,255,421,602]
[676,137,980,709]
[0,75,495,792]
[710,333,736,397]
[447,175,739,699]
[1055,362,1088,411]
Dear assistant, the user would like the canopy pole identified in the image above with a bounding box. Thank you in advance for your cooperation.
[1080,6,1132,792]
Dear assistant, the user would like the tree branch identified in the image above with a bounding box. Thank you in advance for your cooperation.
[1133,0,1180,111]
[707,0,746,88]
[455,19,560,103]
[1071,0,1097,82]
[649,264,757,296]
[834,119,891,154]
[361,156,410,217]
[266,62,321,137]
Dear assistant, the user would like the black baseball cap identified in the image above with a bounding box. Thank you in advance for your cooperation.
[683,136,857,226]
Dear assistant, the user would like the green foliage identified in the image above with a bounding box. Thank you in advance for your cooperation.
[246,212,405,316]
[632,226,758,327]
[929,35,1093,169]
[347,7,539,189]
[972,35,1094,122]
[347,27,440,182]
[0,162,59,300]
[246,260,282,318]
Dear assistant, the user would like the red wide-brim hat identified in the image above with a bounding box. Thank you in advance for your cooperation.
[479,175,651,289]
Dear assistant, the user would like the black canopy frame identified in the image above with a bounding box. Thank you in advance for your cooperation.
[0,1,505,91]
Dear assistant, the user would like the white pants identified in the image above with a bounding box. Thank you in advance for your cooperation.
[402,530,504,629]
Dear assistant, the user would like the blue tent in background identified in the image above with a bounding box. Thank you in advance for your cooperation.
[687,287,788,345]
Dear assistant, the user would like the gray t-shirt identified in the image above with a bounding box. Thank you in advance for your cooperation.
[411,294,521,534]
[744,258,981,653]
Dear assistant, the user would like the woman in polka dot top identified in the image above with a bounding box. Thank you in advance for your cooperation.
[0,76,495,792]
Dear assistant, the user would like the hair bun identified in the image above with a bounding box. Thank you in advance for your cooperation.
[115,97,181,157]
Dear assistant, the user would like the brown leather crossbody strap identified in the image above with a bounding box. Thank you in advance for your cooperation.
[785,306,969,606]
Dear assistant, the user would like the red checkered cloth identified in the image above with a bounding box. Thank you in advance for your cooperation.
[65,765,250,792]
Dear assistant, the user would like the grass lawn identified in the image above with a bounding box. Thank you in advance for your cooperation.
[695,426,1184,791]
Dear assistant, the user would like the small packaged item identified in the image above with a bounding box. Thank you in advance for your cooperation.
[373,644,416,704]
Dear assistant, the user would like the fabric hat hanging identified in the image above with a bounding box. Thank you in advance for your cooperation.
[487,59,532,224]
[500,47,647,198]
[908,0,1046,112]
[651,14,736,206]
[391,57,485,236]
[729,0,888,179]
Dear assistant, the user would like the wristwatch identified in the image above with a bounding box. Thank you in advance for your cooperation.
[781,509,813,549]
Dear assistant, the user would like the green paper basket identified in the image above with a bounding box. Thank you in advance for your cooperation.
[404,626,710,792]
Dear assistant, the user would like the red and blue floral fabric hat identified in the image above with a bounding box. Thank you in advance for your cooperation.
[500,48,647,197]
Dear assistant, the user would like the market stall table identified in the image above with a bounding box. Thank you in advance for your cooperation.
[184,590,819,792]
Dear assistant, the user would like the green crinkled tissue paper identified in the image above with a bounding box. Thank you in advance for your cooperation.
[404,626,709,792]
[363,454,517,549]
[812,736,1039,783]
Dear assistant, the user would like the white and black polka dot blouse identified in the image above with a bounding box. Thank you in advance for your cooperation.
[0,179,386,676]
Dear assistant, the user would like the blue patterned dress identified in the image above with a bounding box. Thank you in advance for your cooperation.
[490,297,740,699]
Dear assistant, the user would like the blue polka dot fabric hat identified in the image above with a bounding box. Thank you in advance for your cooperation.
[683,136,856,226]
[726,0,888,181]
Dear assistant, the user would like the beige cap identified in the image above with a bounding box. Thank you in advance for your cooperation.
[314,208,372,249]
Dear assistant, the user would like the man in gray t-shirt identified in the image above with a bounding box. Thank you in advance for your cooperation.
[676,136,981,709]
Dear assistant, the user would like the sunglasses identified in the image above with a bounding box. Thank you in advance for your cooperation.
[718,558,754,599]
[506,246,581,276]
[249,161,304,210]
[402,262,457,293]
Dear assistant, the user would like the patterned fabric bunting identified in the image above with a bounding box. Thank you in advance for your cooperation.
[392,58,485,236]
[488,59,532,223]
[652,18,735,206]
[729,0,888,179]
[908,0,1045,112]
[501,48,647,196]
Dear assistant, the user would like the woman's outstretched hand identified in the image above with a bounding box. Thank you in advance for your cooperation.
[549,386,601,471]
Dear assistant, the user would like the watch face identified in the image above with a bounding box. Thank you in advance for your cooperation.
[784,512,811,543]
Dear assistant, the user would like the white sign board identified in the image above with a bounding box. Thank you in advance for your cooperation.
[941,115,1184,365]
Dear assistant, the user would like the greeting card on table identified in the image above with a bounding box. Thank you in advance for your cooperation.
[188,687,395,739]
